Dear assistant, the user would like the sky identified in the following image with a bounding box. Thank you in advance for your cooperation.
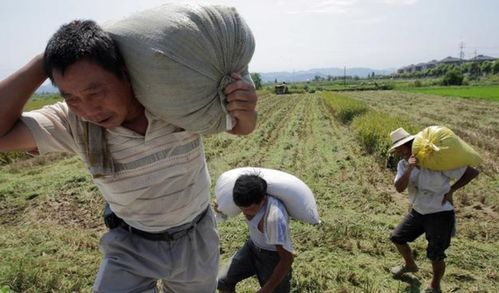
[1,0,499,80]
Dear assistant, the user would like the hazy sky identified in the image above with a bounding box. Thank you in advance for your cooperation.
[1,0,499,80]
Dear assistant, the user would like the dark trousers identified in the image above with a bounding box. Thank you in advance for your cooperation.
[390,209,455,261]
[217,239,292,293]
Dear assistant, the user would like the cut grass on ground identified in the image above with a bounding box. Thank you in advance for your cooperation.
[0,92,497,292]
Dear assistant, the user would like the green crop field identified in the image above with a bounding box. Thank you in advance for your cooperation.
[400,85,499,101]
[0,92,498,292]
[24,94,62,111]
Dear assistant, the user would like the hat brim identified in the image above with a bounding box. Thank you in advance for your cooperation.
[389,135,415,153]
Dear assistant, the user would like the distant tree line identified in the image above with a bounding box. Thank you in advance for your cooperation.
[396,60,499,85]
[252,59,499,88]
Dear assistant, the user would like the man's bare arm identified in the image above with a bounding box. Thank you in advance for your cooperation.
[258,245,293,293]
[442,166,480,205]
[0,54,46,152]
[394,155,417,193]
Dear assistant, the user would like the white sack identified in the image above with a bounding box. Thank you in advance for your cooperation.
[215,167,321,224]
[105,3,255,133]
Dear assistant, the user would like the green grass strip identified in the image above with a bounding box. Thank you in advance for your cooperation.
[321,92,368,123]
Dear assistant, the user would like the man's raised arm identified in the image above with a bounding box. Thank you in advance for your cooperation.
[0,54,46,151]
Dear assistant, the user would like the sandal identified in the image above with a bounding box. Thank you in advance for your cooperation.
[390,265,419,277]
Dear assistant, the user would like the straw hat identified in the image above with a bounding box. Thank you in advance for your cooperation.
[388,128,414,152]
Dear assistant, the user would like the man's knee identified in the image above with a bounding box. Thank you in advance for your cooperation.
[426,239,450,261]
[426,246,448,261]
[426,234,451,261]
[389,232,407,245]
[217,277,236,293]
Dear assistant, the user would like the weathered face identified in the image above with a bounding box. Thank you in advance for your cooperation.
[53,59,141,129]
[395,144,412,160]
[239,198,266,219]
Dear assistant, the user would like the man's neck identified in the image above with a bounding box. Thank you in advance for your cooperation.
[122,104,148,135]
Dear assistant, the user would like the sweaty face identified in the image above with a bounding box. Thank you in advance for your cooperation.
[239,199,266,219]
[53,59,140,129]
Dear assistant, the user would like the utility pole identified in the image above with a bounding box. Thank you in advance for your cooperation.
[343,66,346,86]
[459,42,465,60]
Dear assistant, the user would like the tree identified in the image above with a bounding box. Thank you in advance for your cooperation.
[469,62,481,80]
[460,63,470,74]
[250,72,262,90]
[492,61,499,74]
[431,64,448,77]
[442,69,463,86]
[481,61,493,75]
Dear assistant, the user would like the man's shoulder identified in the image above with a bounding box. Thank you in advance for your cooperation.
[21,101,76,129]
[396,159,408,173]
[266,196,289,222]
[267,196,286,211]
[25,101,68,115]
[397,159,407,167]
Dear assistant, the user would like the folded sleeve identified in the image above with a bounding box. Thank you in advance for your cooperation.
[20,102,78,155]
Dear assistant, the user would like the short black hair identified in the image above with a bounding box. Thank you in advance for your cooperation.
[233,174,267,207]
[44,20,126,82]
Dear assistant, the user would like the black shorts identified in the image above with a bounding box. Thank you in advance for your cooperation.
[390,209,455,261]
[217,239,292,293]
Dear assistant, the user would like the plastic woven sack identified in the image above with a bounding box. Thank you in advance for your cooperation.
[412,125,482,171]
[105,3,255,134]
[215,167,321,225]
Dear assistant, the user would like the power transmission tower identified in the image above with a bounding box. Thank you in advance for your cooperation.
[459,42,465,60]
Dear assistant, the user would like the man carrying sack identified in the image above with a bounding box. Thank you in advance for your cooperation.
[217,174,294,293]
[0,4,257,292]
[387,128,479,293]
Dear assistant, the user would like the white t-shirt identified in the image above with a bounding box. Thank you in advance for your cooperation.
[247,196,293,254]
[395,159,466,215]
[21,102,210,232]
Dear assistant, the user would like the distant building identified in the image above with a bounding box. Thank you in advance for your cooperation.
[439,56,463,65]
[397,65,411,74]
[414,62,426,71]
[469,54,496,62]
[423,60,438,70]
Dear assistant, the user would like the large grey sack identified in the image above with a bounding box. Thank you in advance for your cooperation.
[105,3,255,133]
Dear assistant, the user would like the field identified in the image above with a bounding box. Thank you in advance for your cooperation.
[400,85,499,101]
[0,91,498,292]
[343,91,499,179]
[23,95,62,111]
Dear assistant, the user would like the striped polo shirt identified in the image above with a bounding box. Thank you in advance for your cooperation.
[21,102,210,232]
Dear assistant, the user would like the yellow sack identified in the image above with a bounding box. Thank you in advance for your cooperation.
[412,126,482,171]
